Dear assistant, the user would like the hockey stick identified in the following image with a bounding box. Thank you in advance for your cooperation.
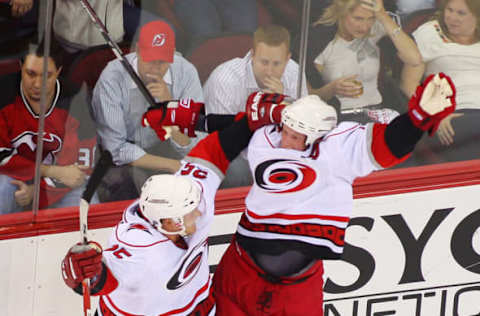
[79,149,113,316]
[78,0,166,121]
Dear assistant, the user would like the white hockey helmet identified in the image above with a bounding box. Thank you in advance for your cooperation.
[281,95,337,146]
[139,174,201,236]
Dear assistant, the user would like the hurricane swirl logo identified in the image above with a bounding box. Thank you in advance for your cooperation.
[255,159,316,194]
[167,240,206,290]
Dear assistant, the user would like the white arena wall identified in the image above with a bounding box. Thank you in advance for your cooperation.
[1,161,480,316]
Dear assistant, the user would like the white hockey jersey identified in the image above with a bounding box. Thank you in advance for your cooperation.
[238,122,383,259]
[99,160,220,316]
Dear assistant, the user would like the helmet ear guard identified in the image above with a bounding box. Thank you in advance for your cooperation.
[139,174,201,236]
[281,95,337,146]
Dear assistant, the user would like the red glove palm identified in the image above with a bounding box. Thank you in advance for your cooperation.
[408,72,456,136]
[61,241,103,290]
[142,99,204,141]
[246,92,287,131]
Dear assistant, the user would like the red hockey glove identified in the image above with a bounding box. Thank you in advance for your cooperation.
[408,72,456,136]
[142,99,204,141]
[246,91,287,131]
[61,241,103,290]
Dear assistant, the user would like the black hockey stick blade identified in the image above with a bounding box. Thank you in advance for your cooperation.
[79,149,113,316]
[82,149,113,203]
[80,149,113,243]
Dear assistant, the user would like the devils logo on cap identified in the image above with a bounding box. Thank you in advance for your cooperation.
[152,34,166,47]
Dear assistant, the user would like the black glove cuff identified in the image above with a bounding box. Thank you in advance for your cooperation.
[195,114,208,133]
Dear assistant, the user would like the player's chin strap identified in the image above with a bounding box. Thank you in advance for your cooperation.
[138,210,188,237]
[136,207,188,237]
[156,217,188,237]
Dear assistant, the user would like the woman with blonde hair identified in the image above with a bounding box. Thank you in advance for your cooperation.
[400,0,480,164]
[306,0,421,123]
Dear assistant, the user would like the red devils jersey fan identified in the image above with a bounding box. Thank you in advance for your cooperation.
[0,39,97,214]
[61,98,259,316]
[212,73,457,316]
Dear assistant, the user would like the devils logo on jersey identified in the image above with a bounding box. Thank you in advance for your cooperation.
[11,131,62,165]
[166,239,207,290]
[255,159,316,194]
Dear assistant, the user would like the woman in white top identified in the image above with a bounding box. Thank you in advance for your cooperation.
[309,0,421,121]
[401,0,480,164]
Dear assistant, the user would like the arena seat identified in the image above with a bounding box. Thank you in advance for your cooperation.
[402,8,436,34]
[260,0,333,31]
[186,33,253,84]
[152,0,188,52]
[256,0,274,26]
[0,58,20,76]
[153,0,271,53]
[66,43,131,91]
[261,0,300,29]
[0,58,21,106]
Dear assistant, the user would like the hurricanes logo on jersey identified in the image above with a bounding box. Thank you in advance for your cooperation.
[167,239,207,290]
[255,159,316,194]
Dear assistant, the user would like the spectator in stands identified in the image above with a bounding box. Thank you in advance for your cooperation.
[4,0,33,17]
[91,20,204,201]
[54,0,124,53]
[0,0,38,50]
[400,0,480,164]
[204,24,307,115]
[0,40,97,214]
[203,24,307,187]
[306,0,421,123]
[54,0,164,50]
[172,0,258,50]
[53,0,163,71]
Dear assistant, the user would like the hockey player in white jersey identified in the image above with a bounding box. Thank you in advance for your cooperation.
[60,96,271,316]
[212,73,457,316]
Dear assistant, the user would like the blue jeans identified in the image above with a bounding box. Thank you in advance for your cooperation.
[0,174,99,215]
[173,0,258,43]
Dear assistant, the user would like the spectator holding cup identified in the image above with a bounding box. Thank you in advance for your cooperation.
[307,0,421,123]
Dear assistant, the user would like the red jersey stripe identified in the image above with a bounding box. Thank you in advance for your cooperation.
[159,279,210,316]
[246,209,350,222]
[263,126,276,148]
[187,132,229,174]
[103,295,143,316]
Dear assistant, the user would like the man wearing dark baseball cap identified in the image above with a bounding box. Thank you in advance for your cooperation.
[91,20,204,201]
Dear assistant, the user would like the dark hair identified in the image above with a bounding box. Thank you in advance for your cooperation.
[23,38,65,69]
